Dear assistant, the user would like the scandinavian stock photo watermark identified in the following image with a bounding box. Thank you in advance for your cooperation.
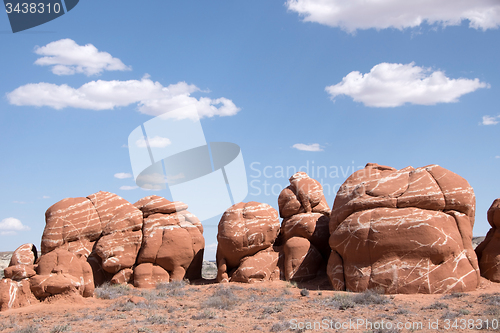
[248,160,365,197]
[289,317,500,331]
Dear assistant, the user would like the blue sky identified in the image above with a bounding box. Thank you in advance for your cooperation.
[1,1,499,260]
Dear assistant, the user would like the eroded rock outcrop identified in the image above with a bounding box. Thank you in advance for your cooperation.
[135,195,205,284]
[216,202,280,283]
[0,192,206,311]
[278,172,330,281]
[0,243,39,311]
[328,163,479,294]
[476,199,500,282]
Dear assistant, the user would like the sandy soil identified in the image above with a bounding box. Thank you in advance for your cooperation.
[0,238,496,333]
[1,273,500,333]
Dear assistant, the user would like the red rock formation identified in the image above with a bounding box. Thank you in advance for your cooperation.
[329,163,479,294]
[0,279,37,311]
[278,172,331,281]
[216,202,280,283]
[89,191,143,275]
[476,199,500,281]
[29,248,94,298]
[42,197,102,256]
[135,195,204,284]
[9,243,38,266]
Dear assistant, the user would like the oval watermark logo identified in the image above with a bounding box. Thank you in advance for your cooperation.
[4,0,79,33]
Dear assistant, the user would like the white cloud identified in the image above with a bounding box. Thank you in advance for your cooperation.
[0,218,30,235]
[13,201,26,204]
[325,62,489,107]
[482,115,500,125]
[42,196,50,199]
[496,156,500,159]
[7,77,240,120]
[34,39,131,76]
[292,143,323,152]
[119,185,138,190]
[114,172,132,179]
[136,136,171,148]
[286,0,500,32]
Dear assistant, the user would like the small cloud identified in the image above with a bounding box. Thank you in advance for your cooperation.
[286,0,500,32]
[42,195,50,199]
[0,218,30,235]
[13,201,27,204]
[496,156,500,159]
[482,115,499,125]
[166,173,185,183]
[120,185,138,190]
[326,62,489,107]
[136,136,172,148]
[114,172,132,179]
[34,39,131,76]
[122,144,128,148]
[292,143,323,152]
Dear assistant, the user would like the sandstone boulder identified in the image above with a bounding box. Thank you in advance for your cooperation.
[133,263,170,288]
[278,172,331,281]
[30,248,94,298]
[42,197,102,256]
[88,191,144,274]
[476,199,500,282]
[216,202,280,282]
[0,279,37,311]
[9,243,38,266]
[136,196,204,282]
[329,163,479,294]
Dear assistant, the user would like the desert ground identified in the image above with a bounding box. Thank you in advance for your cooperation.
[2,237,500,333]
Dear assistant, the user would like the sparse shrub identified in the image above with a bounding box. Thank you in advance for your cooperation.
[146,314,169,325]
[328,293,355,310]
[393,308,409,315]
[479,293,500,306]
[458,309,470,316]
[50,324,71,333]
[442,292,466,299]
[262,304,284,314]
[109,300,137,312]
[352,289,389,305]
[16,325,40,333]
[422,302,448,310]
[191,309,217,320]
[300,289,309,297]
[441,311,459,320]
[286,281,298,288]
[202,285,240,310]
[270,320,290,332]
[94,282,131,300]
[156,280,186,297]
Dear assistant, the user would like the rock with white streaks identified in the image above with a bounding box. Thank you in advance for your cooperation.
[9,243,38,267]
[329,163,479,294]
[475,199,500,282]
[216,202,280,283]
[42,197,102,256]
[88,191,144,274]
[29,248,94,298]
[136,196,204,282]
[278,172,331,281]
[0,278,37,311]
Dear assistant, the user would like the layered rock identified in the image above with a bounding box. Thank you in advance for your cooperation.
[135,195,204,283]
[216,202,280,282]
[476,199,500,281]
[328,163,479,294]
[278,172,331,281]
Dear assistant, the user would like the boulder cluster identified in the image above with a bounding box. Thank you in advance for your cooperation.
[0,191,203,310]
[2,163,500,312]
